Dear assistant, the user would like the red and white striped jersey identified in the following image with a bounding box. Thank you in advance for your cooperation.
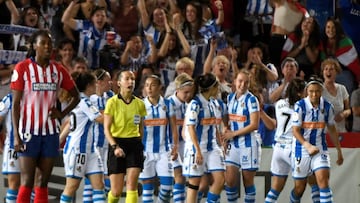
[10,58,76,136]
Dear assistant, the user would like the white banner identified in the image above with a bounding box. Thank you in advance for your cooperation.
[0,24,38,36]
[0,50,27,64]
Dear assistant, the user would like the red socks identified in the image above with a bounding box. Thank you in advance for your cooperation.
[34,187,49,203]
[17,186,32,203]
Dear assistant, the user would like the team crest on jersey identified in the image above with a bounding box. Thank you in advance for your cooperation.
[190,103,198,111]
[292,112,299,122]
[51,72,57,80]
[162,105,167,111]
[0,102,5,112]
[189,110,197,120]
[11,70,19,82]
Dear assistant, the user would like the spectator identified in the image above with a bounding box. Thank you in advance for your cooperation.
[351,86,360,132]
[0,0,19,50]
[164,56,194,98]
[269,57,299,103]
[110,0,139,42]
[321,58,351,133]
[321,17,360,94]
[62,0,107,41]
[62,2,121,69]
[120,34,158,76]
[157,12,190,87]
[238,0,273,62]
[72,56,89,73]
[243,43,279,104]
[56,38,75,73]
[281,16,322,80]
[182,0,223,77]
[11,29,80,203]
[269,0,307,69]
[14,6,41,51]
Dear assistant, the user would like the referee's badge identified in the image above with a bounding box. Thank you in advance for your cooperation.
[134,115,141,124]
[0,102,5,112]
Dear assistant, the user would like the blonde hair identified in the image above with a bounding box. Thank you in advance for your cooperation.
[175,73,194,89]
[321,58,342,74]
[212,55,230,69]
[175,57,195,71]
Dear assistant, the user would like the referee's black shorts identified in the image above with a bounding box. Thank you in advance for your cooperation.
[107,137,144,174]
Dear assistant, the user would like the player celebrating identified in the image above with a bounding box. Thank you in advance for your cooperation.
[290,76,344,203]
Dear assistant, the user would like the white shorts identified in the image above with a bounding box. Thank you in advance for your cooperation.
[96,146,109,175]
[2,144,20,174]
[63,148,104,179]
[292,151,330,179]
[139,152,173,179]
[225,142,261,170]
[182,147,225,177]
[270,143,292,176]
[172,141,185,169]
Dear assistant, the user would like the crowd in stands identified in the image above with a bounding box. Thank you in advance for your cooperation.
[0,0,360,202]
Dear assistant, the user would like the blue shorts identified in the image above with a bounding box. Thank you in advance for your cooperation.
[19,134,60,158]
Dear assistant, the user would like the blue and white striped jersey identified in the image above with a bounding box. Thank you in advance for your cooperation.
[226,91,260,148]
[64,93,101,154]
[0,94,13,149]
[76,20,120,69]
[184,94,218,152]
[90,94,107,148]
[245,0,273,23]
[292,97,335,158]
[168,93,187,142]
[143,96,173,153]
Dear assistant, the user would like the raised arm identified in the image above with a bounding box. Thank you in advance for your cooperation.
[173,13,190,56]
[146,34,158,64]
[4,0,20,24]
[213,0,224,26]
[137,0,150,29]
[203,38,217,74]
[61,1,79,31]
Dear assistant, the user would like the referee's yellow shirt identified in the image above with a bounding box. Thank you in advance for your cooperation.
[104,95,147,138]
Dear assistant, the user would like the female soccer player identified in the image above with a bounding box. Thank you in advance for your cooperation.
[11,29,80,203]
[1,93,20,202]
[168,73,195,203]
[290,76,344,203]
[223,69,261,203]
[104,70,147,203]
[60,71,106,203]
[265,78,306,202]
[182,73,225,203]
[140,74,177,203]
